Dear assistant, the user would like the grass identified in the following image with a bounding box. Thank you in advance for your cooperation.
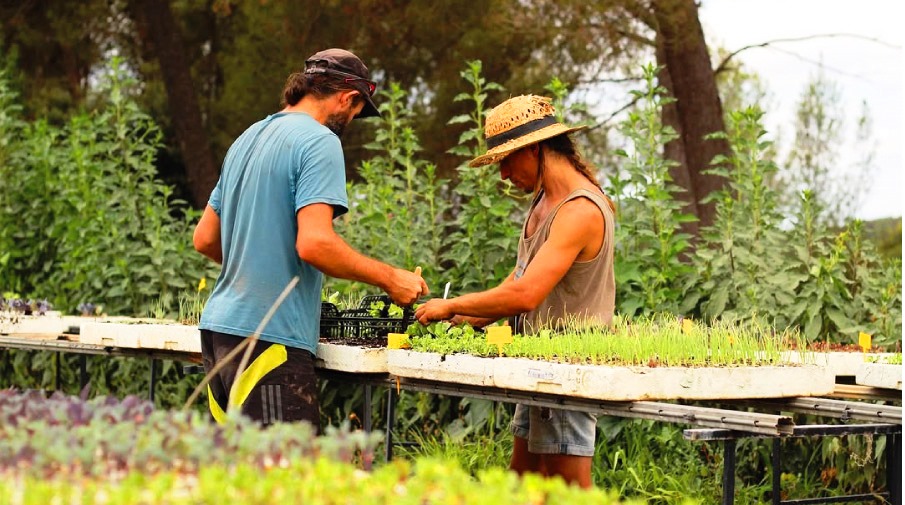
[408,314,805,367]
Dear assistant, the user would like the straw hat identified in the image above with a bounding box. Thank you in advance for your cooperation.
[468,95,587,167]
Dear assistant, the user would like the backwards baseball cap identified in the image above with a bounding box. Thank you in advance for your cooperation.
[304,48,380,119]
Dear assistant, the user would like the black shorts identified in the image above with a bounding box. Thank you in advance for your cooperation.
[200,330,319,430]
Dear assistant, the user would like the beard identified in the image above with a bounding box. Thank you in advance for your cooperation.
[325,112,350,138]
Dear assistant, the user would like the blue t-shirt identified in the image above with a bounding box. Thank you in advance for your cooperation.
[199,112,348,354]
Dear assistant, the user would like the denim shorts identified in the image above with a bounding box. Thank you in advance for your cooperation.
[509,404,597,457]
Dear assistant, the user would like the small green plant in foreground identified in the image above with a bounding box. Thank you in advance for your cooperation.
[0,389,380,478]
[0,389,635,504]
[406,314,805,367]
[2,457,639,505]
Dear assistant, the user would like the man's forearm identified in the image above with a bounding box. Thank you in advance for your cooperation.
[300,233,394,290]
[447,281,536,320]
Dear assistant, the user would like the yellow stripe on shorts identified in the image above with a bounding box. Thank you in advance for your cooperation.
[208,384,227,424]
[228,343,288,409]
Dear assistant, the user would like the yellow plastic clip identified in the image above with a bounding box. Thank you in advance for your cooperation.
[682,318,694,335]
[388,333,410,349]
[858,332,872,355]
[487,325,513,357]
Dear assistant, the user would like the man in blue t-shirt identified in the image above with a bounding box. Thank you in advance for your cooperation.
[193,48,428,428]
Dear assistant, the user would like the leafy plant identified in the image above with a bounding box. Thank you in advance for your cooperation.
[332,82,448,293]
[0,388,381,478]
[683,106,790,323]
[683,105,901,347]
[443,60,522,293]
[0,57,218,316]
[2,455,632,505]
[606,64,695,316]
[177,277,209,325]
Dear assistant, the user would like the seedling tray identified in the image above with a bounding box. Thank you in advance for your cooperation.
[387,350,836,401]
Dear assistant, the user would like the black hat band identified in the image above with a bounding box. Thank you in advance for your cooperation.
[486,115,558,149]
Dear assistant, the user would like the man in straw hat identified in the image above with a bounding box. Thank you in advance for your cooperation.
[416,94,616,488]
[194,48,428,428]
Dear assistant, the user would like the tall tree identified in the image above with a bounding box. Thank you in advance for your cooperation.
[0,1,109,121]
[623,0,731,232]
[651,0,730,230]
[6,0,729,226]
[128,0,219,207]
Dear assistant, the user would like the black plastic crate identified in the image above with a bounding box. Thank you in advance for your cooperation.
[319,299,412,340]
[357,294,392,317]
[319,302,342,337]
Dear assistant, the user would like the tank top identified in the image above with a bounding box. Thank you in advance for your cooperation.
[513,188,616,334]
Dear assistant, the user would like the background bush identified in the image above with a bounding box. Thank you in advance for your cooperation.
[0,59,217,317]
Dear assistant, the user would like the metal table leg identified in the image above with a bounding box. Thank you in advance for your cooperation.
[53,352,62,392]
[79,355,88,392]
[772,438,782,505]
[385,387,397,462]
[722,439,737,505]
[364,384,372,433]
[149,358,158,404]
[888,433,902,505]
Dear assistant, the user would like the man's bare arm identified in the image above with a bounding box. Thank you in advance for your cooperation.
[193,205,223,264]
[296,203,429,305]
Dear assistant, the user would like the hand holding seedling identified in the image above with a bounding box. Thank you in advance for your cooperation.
[384,266,429,306]
[414,297,456,325]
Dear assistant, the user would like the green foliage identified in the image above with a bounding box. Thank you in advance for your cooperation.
[683,106,900,346]
[333,83,449,292]
[862,217,902,261]
[0,58,218,316]
[606,64,695,316]
[0,65,25,291]
[444,60,522,293]
[3,454,630,504]
[0,388,380,477]
[785,212,901,345]
[395,413,890,504]
[685,106,790,323]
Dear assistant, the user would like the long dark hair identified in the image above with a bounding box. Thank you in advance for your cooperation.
[539,133,616,212]
[281,72,364,108]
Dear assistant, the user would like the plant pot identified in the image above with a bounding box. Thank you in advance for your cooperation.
[387,350,494,386]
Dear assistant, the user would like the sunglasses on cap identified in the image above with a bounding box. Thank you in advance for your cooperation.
[304,62,377,96]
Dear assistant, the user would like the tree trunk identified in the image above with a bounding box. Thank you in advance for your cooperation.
[129,0,219,208]
[655,39,699,238]
[652,0,730,229]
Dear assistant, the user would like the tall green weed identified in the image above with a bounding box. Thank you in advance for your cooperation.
[607,64,695,316]
[333,83,448,292]
[684,106,901,344]
[443,60,522,293]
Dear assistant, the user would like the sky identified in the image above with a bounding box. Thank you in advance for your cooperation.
[697,0,903,221]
